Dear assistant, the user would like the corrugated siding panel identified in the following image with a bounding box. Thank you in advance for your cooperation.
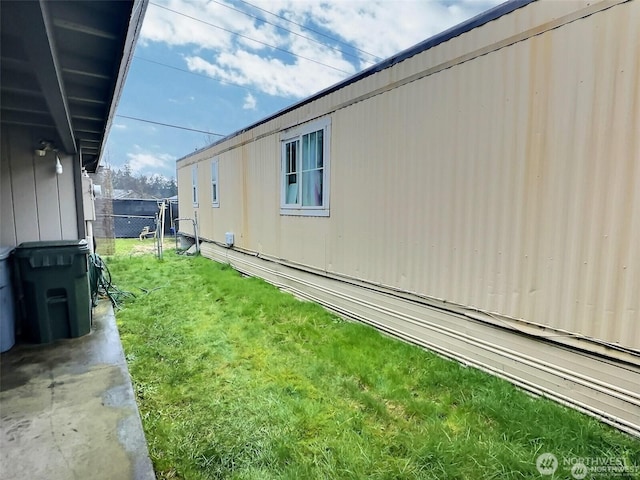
[327,0,640,350]
[177,0,639,351]
[243,137,279,254]
[216,148,244,245]
[176,164,195,236]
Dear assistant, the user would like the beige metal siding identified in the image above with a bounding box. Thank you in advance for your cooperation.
[176,163,196,236]
[329,0,640,349]
[177,0,639,351]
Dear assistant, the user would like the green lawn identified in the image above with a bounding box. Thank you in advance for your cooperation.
[106,241,640,480]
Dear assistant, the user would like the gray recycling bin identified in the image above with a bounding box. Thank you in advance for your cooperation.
[0,247,16,352]
[14,240,91,344]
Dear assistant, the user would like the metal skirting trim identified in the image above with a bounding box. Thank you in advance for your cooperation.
[201,242,640,437]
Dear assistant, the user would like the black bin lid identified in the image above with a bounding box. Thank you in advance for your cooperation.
[15,239,89,256]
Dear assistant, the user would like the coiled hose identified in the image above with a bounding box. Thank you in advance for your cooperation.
[88,253,134,309]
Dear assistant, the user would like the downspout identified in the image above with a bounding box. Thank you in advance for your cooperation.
[81,167,97,254]
[86,220,94,254]
[194,210,199,253]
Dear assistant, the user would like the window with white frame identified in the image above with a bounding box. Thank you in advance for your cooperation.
[211,158,219,207]
[191,164,198,207]
[281,117,330,216]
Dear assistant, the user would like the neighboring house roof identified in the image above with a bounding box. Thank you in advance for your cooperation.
[0,0,147,172]
[111,189,161,200]
[177,0,533,163]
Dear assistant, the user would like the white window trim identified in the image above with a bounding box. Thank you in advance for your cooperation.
[280,117,331,217]
[191,164,199,207]
[211,158,219,208]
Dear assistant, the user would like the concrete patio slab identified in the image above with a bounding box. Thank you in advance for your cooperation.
[0,301,155,480]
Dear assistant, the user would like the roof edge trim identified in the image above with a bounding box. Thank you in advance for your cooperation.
[89,0,149,172]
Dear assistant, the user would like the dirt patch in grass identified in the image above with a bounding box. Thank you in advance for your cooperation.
[107,238,176,256]
[130,240,158,255]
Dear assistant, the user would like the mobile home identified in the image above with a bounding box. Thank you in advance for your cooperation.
[177,0,640,435]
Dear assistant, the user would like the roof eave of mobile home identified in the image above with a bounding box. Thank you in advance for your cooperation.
[176,0,534,165]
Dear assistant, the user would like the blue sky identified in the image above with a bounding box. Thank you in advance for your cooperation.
[103,0,501,179]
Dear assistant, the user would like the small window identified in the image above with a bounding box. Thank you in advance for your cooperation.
[191,164,198,207]
[281,117,330,216]
[211,158,219,207]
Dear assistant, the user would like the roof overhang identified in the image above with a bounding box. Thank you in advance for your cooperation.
[1,0,147,172]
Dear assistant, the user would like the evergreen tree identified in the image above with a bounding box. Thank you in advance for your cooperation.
[105,166,177,198]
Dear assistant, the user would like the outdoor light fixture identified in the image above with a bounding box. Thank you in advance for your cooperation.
[33,140,63,175]
[35,140,56,157]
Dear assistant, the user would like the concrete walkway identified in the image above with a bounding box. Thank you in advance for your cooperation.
[0,301,155,480]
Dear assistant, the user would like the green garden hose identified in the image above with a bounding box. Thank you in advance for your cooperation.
[88,253,134,309]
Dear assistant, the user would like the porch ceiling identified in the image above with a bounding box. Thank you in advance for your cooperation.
[0,0,146,172]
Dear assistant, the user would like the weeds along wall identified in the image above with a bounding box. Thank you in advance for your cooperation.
[177,0,640,432]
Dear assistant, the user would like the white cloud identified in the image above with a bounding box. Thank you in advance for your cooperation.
[253,0,501,59]
[113,123,127,129]
[141,0,501,100]
[126,151,175,175]
[141,0,234,50]
[185,50,351,98]
[243,92,257,110]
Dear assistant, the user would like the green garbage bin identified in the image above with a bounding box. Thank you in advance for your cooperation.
[15,240,91,343]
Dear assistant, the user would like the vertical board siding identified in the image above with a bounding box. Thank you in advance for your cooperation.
[177,0,639,351]
[58,155,79,239]
[34,150,64,240]
[7,127,40,243]
[0,127,17,246]
[1,125,79,246]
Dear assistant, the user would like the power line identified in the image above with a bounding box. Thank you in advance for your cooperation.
[149,2,352,75]
[116,114,226,136]
[237,0,383,62]
[209,0,375,66]
[134,56,291,99]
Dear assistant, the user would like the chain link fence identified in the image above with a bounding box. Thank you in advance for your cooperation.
[89,167,179,257]
[91,169,115,255]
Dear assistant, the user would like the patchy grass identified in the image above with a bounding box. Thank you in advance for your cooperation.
[110,237,173,256]
[106,242,640,480]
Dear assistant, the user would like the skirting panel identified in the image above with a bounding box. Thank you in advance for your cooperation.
[201,241,640,437]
